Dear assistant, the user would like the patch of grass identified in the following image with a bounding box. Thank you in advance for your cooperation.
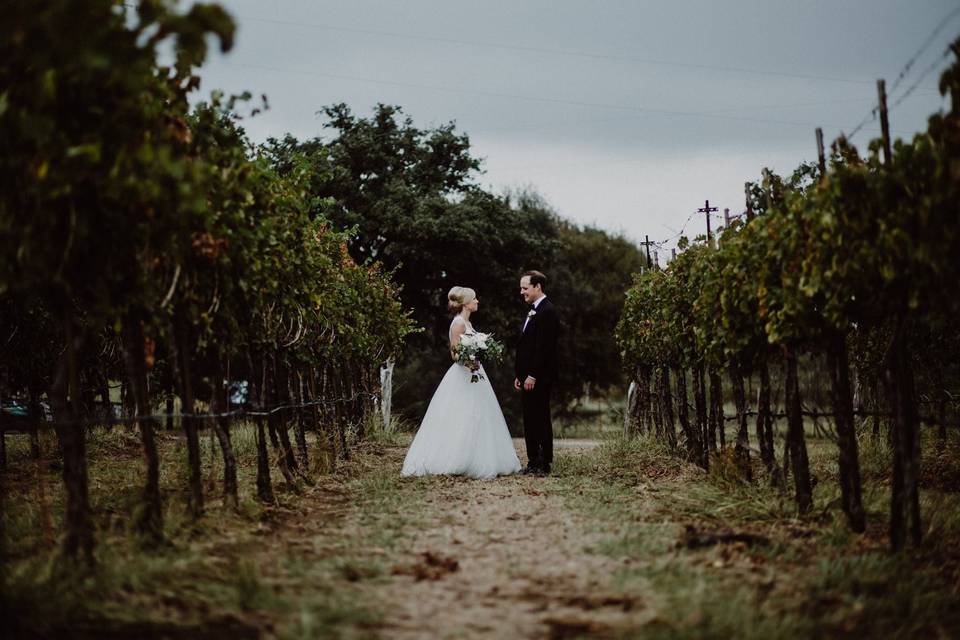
[284,588,382,640]
[1,558,95,637]
[857,434,892,481]
[329,555,387,583]
[554,402,625,439]
[637,565,809,640]
[1,425,407,638]
[347,460,429,552]
[589,522,677,558]
[365,414,415,447]
[555,432,960,639]
[234,557,273,611]
[807,552,960,637]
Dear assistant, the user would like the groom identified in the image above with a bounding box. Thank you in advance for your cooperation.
[514,270,559,475]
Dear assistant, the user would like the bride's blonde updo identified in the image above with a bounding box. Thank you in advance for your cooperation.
[447,286,477,313]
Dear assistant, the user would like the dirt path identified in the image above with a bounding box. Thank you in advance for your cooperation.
[250,434,960,639]
[323,439,662,639]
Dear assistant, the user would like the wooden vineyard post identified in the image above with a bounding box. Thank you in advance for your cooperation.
[692,365,709,470]
[825,330,866,532]
[816,127,827,176]
[272,354,299,474]
[784,347,813,513]
[878,80,892,166]
[294,370,310,470]
[652,367,665,439]
[173,315,204,519]
[51,312,94,564]
[886,312,922,548]
[674,366,698,462]
[123,317,164,542]
[660,367,677,448]
[252,354,275,504]
[709,368,724,450]
[211,358,239,509]
[756,361,780,486]
[729,362,752,481]
[640,365,654,435]
[266,354,297,488]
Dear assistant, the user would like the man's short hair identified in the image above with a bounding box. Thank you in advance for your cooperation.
[523,270,547,291]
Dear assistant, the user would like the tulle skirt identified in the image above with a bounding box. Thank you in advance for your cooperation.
[401,364,521,479]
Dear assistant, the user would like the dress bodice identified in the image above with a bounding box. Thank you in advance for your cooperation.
[449,316,474,345]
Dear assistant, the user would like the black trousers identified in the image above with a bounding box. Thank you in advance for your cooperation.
[521,381,553,469]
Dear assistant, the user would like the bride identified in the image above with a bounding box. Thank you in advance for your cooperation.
[401,286,522,479]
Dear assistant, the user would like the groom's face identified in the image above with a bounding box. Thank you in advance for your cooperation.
[520,276,541,304]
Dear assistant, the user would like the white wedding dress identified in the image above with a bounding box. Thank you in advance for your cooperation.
[401,317,522,479]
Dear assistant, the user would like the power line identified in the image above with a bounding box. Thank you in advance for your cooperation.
[472,95,911,138]
[891,47,953,111]
[240,15,889,87]
[845,46,951,141]
[844,106,879,141]
[656,211,698,248]
[126,1,941,91]
[888,6,960,95]
[845,6,959,140]
[212,60,924,135]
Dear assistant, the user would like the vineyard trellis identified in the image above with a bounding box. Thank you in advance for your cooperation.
[617,36,960,551]
[0,0,417,565]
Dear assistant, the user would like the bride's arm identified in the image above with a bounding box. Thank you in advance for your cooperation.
[449,319,466,361]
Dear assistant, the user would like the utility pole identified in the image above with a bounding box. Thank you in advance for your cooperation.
[877,79,892,166]
[698,199,718,242]
[762,168,773,213]
[815,127,827,177]
[641,235,654,267]
[723,208,731,227]
[653,250,659,269]
[744,182,754,222]
[671,248,677,261]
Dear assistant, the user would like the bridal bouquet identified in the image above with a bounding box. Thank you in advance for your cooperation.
[454,332,505,383]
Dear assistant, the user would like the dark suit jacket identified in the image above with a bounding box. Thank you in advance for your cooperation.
[515,297,559,383]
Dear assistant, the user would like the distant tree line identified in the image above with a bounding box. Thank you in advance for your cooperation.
[0,1,646,562]
[264,104,647,425]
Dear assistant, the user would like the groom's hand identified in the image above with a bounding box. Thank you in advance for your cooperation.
[514,378,521,391]
[524,376,536,391]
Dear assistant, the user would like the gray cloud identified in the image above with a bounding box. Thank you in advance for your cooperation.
[199,0,958,252]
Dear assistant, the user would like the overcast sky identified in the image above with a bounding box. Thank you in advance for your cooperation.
[198,0,959,260]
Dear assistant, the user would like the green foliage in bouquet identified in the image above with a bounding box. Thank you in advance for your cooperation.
[453,332,505,383]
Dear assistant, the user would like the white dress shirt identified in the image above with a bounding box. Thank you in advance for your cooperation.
[522,294,547,333]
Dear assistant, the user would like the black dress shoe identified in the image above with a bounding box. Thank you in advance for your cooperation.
[536,466,551,476]
[521,465,540,475]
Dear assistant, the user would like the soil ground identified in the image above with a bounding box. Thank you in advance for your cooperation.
[4,430,960,639]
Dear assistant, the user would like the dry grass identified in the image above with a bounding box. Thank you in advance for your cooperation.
[0,425,417,639]
[554,430,960,639]
[3,420,959,639]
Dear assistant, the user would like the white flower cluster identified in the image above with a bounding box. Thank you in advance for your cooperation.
[454,331,505,383]
[460,331,490,351]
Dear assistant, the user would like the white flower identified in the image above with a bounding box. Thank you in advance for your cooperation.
[527,310,537,318]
